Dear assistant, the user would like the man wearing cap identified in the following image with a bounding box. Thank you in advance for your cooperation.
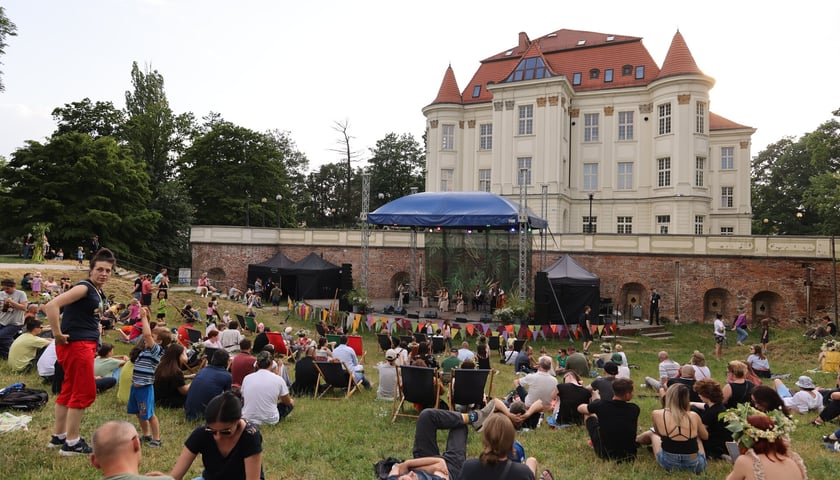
[612,353,631,379]
[376,349,399,401]
[241,351,294,425]
[0,278,28,359]
[773,375,823,414]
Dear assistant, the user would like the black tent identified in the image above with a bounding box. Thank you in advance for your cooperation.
[538,256,600,325]
[280,253,341,301]
[246,252,295,291]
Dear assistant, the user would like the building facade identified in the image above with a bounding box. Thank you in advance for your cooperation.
[423,29,755,236]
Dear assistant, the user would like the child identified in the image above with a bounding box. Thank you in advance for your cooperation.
[156,291,167,323]
[127,307,171,447]
[31,272,42,299]
[222,310,231,325]
[76,246,84,269]
[760,318,770,352]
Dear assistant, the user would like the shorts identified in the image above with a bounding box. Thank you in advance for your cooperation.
[272,299,281,306]
[715,335,725,345]
[141,293,152,306]
[55,341,97,409]
[656,449,706,474]
[127,384,156,420]
[581,326,593,341]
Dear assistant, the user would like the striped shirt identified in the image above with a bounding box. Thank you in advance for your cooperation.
[132,343,163,386]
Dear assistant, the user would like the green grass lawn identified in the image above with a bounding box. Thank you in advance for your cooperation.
[0,266,836,479]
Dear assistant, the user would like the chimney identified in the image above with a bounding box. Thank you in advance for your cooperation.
[518,32,530,50]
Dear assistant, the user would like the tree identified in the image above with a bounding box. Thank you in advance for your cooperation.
[367,132,425,209]
[0,6,17,92]
[0,133,157,256]
[300,163,350,228]
[52,98,126,138]
[180,121,291,226]
[266,129,309,226]
[752,108,840,235]
[330,119,363,225]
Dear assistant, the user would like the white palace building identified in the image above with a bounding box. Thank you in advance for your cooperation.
[422,29,755,236]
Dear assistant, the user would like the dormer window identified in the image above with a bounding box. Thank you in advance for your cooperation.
[589,68,600,79]
[472,85,481,98]
[622,64,633,76]
[504,56,552,82]
[635,65,645,79]
[604,69,613,83]
[572,72,581,85]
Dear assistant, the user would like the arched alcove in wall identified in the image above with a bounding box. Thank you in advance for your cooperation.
[752,290,783,321]
[703,288,734,322]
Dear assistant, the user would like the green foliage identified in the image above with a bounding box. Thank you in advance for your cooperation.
[0,133,157,256]
[52,98,126,138]
[179,121,291,226]
[0,6,17,92]
[752,108,840,235]
[367,132,425,209]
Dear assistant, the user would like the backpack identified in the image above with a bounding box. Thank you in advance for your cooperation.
[0,383,49,410]
[373,456,403,480]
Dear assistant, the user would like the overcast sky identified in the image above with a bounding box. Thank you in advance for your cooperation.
[1,0,838,171]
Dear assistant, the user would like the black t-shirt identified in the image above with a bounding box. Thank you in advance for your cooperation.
[185,421,264,480]
[699,402,731,459]
[587,399,640,461]
[459,458,535,480]
[555,383,591,425]
[667,378,701,403]
[154,371,186,408]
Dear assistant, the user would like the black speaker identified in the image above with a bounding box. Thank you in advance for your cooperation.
[534,272,550,324]
[339,263,353,311]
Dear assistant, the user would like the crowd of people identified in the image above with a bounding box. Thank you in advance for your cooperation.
[5,253,840,479]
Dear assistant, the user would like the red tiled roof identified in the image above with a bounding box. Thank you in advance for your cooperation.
[450,29,662,105]
[430,65,463,105]
[657,30,703,79]
[710,111,751,130]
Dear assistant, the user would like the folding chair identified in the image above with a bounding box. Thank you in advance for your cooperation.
[203,347,220,362]
[391,365,440,423]
[448,368,496,411]
[243,315,257,333]
[265,331,290,357]
[315,322,327,337]
[235,314,247,327]
[487,335,502,357]
[314,360,361,400]
[399,335,414,346]
[513,339,526,353]
[326,333,341,345]
[431,336,446,354]
[185,327,203,345]
[347,335,366,362]
[377,333,394,352]
[413,332,428,344]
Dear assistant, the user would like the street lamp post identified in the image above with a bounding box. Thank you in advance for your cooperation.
[587,193,594,234]
[245,190,250,227]
[275,194,282,228]
[260,197,267,227]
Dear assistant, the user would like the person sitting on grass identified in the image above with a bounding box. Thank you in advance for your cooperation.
[7,317,52,373]
[241,351,294,425]
[459,413,546,480]
[171,391,263,480]
[577,378,639,462]
[690,378,732,461]
[93,342,127,392]
[154,343,191,410]
[185,349,232,421]
[90,420,173,480]
[385,404,498,480]
[725,414,806,480]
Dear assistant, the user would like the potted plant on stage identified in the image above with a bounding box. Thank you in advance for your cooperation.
[345,288,371,314]
[494,297,534,324]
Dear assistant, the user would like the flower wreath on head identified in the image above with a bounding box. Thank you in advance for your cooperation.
[821,338,840,352]
[719,403,797,449]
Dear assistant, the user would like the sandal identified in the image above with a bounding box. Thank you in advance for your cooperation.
[540,469,554,480]
[813,420,824,426]
[823,435,836,443]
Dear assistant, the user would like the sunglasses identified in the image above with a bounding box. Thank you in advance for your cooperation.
[205,423,238,436]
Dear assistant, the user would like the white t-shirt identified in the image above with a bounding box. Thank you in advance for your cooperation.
[693,365,712,381]
[783,390,823,414]
[616,365,631,379]
[219,329,244,352]
[37,340,57,377]
[519,370,556,407]
[241,368,289,425]
[714,319,726,337]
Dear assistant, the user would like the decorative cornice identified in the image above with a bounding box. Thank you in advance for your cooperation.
[494,101,504,112]
[536,97,547,107]
[569,108,580,118]
[430,120,439,128]
[639,103,653,114]
[459,121,464,129]
[604,106,614,116]
[548,96,559,106]
[504,100,515,111]
[468,120,476,128]
[677,94,691,105]
[740,141,750,149]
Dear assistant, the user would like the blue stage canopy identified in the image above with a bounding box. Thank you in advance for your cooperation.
[367,192,547,229]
